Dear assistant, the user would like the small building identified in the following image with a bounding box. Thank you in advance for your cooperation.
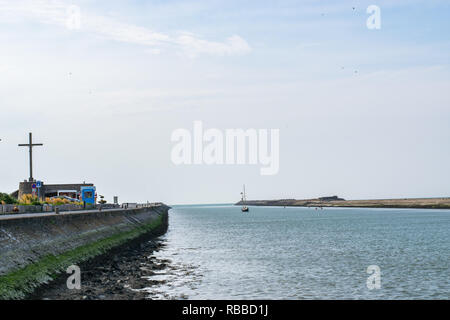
[15,180,95,201]
[318,195,345,201]
[80,186,96,204]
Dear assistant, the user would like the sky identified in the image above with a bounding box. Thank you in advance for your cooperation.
[0,0,449,204]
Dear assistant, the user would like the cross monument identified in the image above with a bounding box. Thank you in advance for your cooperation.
[18,132,43,182]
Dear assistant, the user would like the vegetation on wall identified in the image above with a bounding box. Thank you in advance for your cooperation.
[16,194,82,206]
[17,194,41,206]
[0,193,17,205]
[43,197,82,206]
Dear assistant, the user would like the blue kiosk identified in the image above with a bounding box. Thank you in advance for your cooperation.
[80,186,96,205]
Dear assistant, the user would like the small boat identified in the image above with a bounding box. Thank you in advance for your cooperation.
[241,185,249,213]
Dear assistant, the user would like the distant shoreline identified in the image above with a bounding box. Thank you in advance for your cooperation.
[235,197,450,210]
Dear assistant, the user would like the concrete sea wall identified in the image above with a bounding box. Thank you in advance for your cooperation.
[0,203,118,214]
[0,204,170,299]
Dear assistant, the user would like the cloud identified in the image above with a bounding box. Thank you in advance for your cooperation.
[0,0,251,57]
[175,32,251,58]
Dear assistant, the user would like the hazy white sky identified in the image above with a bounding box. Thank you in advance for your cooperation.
[1,0,449,204]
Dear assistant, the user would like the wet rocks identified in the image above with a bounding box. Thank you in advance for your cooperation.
[32,240,169,300]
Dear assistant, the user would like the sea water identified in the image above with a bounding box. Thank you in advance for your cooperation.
[145,205,449,299]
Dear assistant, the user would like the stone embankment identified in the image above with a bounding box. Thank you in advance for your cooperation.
[0,204,170,299]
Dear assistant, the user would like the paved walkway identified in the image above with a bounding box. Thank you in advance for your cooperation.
[0,208,133,221]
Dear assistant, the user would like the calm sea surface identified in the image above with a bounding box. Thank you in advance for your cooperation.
[146,205,449,299]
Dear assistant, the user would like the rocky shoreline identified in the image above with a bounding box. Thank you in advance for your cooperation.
[31,238,171,300]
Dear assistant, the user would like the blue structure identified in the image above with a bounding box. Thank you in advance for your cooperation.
[80,186,96,204]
